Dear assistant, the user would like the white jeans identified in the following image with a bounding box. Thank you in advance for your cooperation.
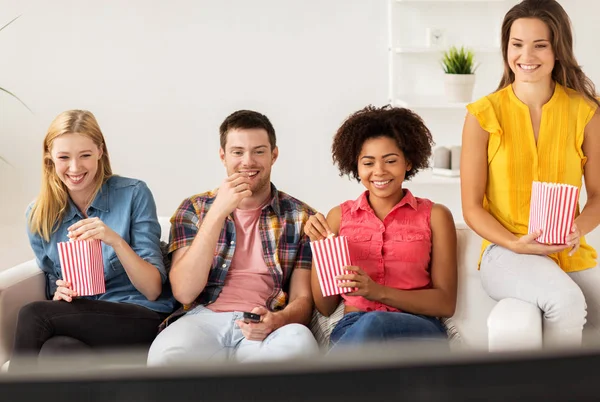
[147,306,319,366]
[480,244,600,347]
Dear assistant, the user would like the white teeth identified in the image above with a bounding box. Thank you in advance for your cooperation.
[519,64,539,70]
[245,171,258,177]
[373,180,391,186]
[68,174,85,183]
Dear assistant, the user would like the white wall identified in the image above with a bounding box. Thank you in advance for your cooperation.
[1,0,599,269]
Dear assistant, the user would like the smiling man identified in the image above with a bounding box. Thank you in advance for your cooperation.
[147,110,319,365]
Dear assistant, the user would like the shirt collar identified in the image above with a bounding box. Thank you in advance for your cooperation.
[351,188,418,214]
[267,183,282,217]
[61,181,110,223]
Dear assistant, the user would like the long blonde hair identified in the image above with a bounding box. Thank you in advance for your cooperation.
[28,110,112,241]
[497,0,600,108]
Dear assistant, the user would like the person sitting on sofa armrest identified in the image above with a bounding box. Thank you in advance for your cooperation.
[461,0,600,348]
[9,110,176,372]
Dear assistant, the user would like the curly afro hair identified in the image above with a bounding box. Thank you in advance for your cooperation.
[332,105,434,181]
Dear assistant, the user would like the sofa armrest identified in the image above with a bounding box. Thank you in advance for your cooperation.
[487,298,543,352]
[0,259,46,365]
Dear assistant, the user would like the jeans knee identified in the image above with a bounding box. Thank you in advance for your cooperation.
[355,312,391,333]
[270,324,318,351]
[147,332,178,366]
[547,285,587,326]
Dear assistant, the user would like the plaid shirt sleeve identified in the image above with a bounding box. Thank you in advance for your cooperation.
[168,197,201,254]
[293,209,316,271]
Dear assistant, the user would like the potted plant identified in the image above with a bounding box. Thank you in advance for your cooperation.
[441,46,479,103]
[1,15,30,166]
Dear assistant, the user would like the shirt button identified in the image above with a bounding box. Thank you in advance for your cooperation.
[222,264,227,268]
[230,241,235,245]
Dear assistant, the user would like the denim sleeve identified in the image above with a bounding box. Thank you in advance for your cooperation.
[130,181,167,283]
[25,207,59,300]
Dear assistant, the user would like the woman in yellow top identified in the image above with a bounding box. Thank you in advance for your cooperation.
[462,0,600,347]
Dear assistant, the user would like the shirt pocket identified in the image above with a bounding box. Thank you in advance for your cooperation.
[106,254,125,281]
[387,230,430,261]
[347,233,372,261]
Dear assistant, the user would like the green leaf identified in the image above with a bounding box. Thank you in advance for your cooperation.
[441,45,477,74]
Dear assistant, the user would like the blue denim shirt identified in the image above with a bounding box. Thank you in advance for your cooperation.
[26,176,176,314]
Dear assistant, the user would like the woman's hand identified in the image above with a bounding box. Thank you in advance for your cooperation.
[53,279,77,302]
[336,266,383,301]
[304,213,333,242]
[565,223,581,257]
[67,217,122,247]
[510,230,570,256]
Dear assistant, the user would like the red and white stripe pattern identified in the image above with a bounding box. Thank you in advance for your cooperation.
[57,240,106,296]
[528,181,579,245]
[310,235,355,297]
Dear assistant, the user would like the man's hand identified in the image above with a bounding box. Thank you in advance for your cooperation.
[510,230,570,256]
[337,265,383,301]
[235,306,284,341]
[304,212,333,242]
[53,279,77,302]
[210,173,253,218]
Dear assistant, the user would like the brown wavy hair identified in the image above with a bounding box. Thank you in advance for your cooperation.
[332,105,434,182]
[28,110,112,241]
[219,110,276,150]
[497,0,599,108]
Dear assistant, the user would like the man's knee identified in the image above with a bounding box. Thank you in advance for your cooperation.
[147,320,223,366]
[147,325,190,366]
[270,324,318,350]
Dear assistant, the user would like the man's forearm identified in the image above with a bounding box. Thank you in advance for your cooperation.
[273,295,314,328]
[170,210,227,304]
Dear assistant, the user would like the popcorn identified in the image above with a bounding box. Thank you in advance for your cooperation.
[57,239,106,296]
[528,181,579,245]
[310,235,355,297]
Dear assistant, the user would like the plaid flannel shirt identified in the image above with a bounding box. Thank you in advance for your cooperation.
[158,183,315,331]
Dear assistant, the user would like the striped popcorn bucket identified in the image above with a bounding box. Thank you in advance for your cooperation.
[310,235,355,297]
[57,239,106,296]
[528,181,579,245]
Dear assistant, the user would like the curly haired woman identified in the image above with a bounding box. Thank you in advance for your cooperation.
[304,105,457,348]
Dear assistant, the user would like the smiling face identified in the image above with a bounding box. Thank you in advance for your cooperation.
[357,136,411,202]
[220,128,278,195]
[507,17,555,84]
[50,132,103,200]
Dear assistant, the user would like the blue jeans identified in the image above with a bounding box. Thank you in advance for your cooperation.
[329,311,447,348]
[147,306,319,365]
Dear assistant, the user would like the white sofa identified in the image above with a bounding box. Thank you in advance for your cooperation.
[2,218,593,367]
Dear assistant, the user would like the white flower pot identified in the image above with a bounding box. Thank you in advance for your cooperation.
[444,74,476,103]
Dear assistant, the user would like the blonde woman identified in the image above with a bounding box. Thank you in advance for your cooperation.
[10,110,175,370]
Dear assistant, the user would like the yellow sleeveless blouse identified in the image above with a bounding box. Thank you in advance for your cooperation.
[466,83,598,272]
